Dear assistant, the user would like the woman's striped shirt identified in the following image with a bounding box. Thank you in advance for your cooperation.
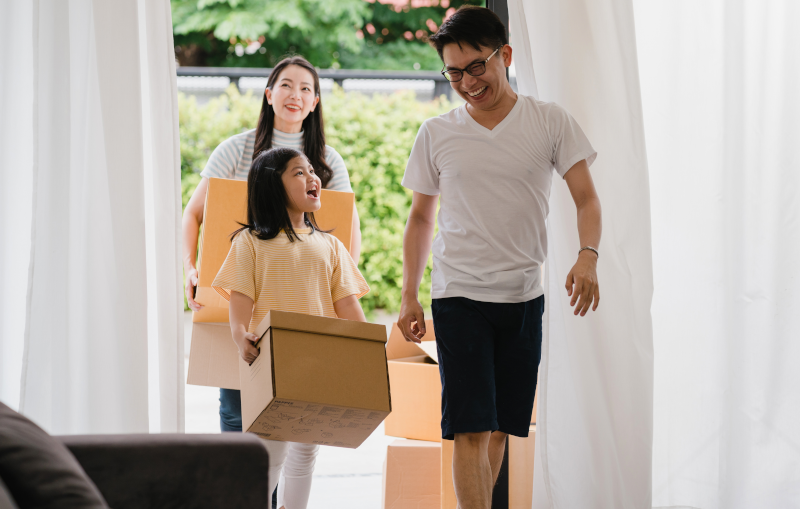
[200,128,352,192]
[212,229,369,333]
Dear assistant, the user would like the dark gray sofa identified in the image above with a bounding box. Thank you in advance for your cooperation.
[0,401,270,509]
[59,433,270,509]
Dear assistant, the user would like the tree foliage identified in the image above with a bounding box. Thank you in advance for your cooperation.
[179,86,453,313]
[171,0,481,70]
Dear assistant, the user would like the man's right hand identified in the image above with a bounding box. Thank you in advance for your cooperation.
[185,267,203,312]
[398,294,427,344]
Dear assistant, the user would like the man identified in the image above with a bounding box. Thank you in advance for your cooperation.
[398,6,602,508]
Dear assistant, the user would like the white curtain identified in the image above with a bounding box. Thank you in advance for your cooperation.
[633,1,800,508]
[509,0,655,507]
[0,0,183,434]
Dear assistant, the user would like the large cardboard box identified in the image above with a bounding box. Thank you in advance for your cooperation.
[186,178,355,390]
[193,177,355,323]
[441,425,536,509]
[239,310,391,449]
[382,439,441,509]
[383,320,442,442]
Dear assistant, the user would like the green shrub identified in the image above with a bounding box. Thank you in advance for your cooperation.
[180,86,453,313]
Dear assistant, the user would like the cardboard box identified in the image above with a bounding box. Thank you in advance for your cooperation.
[508,426,537,509]
[383,321,540,442]
[382,439,441,509]
[193,177,355,323]
[383,320,442,442]
[186,178,355,390]
[239,310,391,449]
[186,322,239,390]
[441,425,536,509]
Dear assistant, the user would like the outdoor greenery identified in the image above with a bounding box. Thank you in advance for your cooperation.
[180,86,454,313]
[171,0,481,70]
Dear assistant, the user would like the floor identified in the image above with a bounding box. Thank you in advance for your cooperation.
[184,311,399,508]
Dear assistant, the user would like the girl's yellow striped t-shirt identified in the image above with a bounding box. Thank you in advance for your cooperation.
[211,228,369,333]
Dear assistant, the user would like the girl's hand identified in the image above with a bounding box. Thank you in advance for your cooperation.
[234,330,260,364]
[185,267,203,312]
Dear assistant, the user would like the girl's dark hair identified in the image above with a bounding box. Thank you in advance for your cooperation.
[254,56,333,188]
[232,147,325,243]
[428,6,508,60]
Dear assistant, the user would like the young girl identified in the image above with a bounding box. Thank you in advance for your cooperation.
[211,147,369,509]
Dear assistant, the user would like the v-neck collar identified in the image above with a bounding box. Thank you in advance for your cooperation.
[461,96,522,138]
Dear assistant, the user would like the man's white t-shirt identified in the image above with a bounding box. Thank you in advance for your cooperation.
[402,94,596,303]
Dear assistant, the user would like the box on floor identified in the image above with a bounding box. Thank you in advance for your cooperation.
[187,177,355,390]
[383,426,536,509]
[382,439,441,509]
[239,310,392,449]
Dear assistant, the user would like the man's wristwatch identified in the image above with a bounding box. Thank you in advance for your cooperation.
[579,246,599,259]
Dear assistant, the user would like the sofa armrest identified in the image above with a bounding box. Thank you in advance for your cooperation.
[57,433,269,509]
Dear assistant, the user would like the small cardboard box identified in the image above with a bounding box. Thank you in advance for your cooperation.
[193,177,355,323]
[441,425,536,509]
[187,177,355,390]
[382,439,441,509]
[239,310,391,449]
[383,320,442,442]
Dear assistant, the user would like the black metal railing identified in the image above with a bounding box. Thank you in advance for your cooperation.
[176,66,453,100]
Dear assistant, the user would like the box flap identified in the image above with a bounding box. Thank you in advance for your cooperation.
[255,310,387,344]
[386,320,437,363]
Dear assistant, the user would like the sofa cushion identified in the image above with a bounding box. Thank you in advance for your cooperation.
[0,477,19,509]
[60,433,270,509]
[0,402,108,508]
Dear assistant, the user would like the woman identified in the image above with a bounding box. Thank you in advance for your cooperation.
[183,58,360,317]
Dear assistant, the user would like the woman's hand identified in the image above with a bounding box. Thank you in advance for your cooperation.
[233,329,260,364]
[185,267,203,312]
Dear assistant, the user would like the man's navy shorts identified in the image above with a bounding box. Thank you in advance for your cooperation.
[431,295,543,440]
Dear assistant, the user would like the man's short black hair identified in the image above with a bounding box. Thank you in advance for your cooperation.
[428,5,508,61]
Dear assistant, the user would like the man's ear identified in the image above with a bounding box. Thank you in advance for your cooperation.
[502,44,513,67]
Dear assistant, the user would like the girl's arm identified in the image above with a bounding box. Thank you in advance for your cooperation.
[229,290,260,363]
[333,295,367,322]
[182,177,209,311]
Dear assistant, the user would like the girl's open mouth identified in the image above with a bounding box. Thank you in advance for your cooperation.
[307,189,318,198]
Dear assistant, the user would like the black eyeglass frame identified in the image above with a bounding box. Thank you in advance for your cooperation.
[440,46,504,83]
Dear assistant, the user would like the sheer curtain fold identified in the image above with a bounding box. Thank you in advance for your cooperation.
[509,0,654,507]
[634,1,800,508]
[0,0,182,434]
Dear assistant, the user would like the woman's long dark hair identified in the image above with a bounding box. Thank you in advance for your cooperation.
[231,148,325,243]
[254,56,333,188]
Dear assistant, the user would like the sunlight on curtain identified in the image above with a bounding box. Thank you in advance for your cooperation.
[509,0,654,507]
[633,1,800,507]
[0,0,182,434]
[0,2,35,412]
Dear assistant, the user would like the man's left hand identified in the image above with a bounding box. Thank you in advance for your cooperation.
[565,250,600,316]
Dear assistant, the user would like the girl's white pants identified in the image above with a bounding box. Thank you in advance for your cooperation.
[265,441,320,509]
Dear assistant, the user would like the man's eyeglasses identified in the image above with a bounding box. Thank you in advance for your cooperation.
[441,47,502,83]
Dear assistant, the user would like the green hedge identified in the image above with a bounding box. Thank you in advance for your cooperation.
[180,86,452,313]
